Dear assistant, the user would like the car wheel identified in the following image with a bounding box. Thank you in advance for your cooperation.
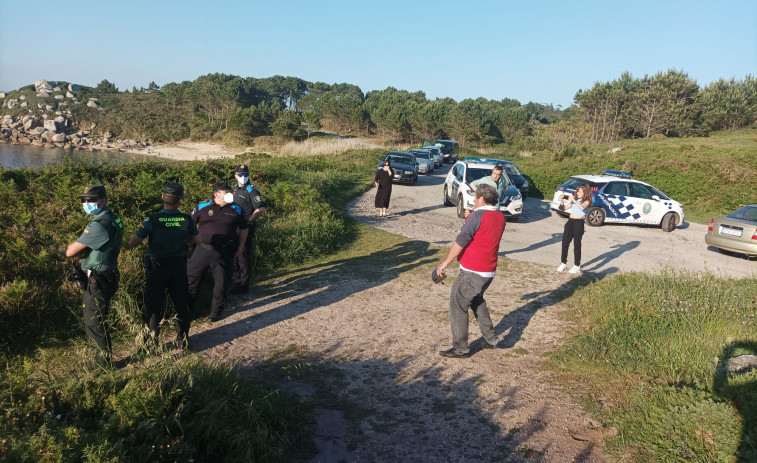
[443,185,453,207]
[661,212,678,232]
[585,207,605,226]
[457,195,466,218]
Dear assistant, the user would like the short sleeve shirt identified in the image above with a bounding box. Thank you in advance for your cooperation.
[77,207,124,271]
[471,175,507,200]
[191,200,248,246]
[233,182,266,221]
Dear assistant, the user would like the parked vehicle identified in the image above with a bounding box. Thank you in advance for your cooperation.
[705,205,757,258]
[424,146,443,167]
[443,159,522,221]
[550,170,685,232]
[408,148,435,174]
[465,158,529,199]
[424,139,459,163]
[376,151,418,184]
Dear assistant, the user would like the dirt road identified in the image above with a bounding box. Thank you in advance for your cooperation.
[191,164,752,463]
[349,163,755,279]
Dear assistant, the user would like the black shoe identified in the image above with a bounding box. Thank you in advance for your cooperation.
[439,348,470,358]
[208,314,221,323]
[481,341,501,349]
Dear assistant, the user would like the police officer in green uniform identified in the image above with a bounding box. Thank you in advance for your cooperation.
[65,184,124,367]
[128,183,201,350]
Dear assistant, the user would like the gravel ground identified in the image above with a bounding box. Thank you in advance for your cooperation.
[189,164,753,462]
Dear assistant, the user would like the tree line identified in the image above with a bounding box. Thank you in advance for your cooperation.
[8,70,757,149]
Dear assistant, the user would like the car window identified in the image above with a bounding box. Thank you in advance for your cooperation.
[728,206,757,221]
[563,178,586,189]
[604,182,629,196]
[646,185,670,200]
[411,150,431,159]
[465,167,491,183]
[629,183,654,199]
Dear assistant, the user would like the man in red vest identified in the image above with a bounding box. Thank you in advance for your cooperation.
[435,184,506,358]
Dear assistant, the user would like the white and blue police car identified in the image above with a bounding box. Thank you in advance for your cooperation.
[550,170,685,232]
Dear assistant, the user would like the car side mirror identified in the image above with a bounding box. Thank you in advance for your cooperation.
[652,195,660,201]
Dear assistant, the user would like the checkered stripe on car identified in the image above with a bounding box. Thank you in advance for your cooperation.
[601,195,642,220]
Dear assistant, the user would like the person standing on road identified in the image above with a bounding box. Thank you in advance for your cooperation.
[65,184,124,367]
[230,164,266,295]
[128,183,201,350]
[187,182,248,322]
[557,184,592,274]
[375,160,394,217]
[466,164,507,218]
[435,184,506,358]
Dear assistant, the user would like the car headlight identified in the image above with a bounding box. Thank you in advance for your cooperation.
[513,193,522,201]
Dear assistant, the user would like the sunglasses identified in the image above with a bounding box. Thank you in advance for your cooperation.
[80,197,100,203]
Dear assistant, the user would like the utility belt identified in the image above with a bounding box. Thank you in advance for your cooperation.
[201,235,237,252]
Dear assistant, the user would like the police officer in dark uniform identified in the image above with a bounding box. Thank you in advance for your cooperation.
[187,182,248,322]
[230,164,266,294]
[65,184,124,367]
[128,183,201,350]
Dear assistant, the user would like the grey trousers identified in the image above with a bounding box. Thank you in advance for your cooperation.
[448,269,497,353]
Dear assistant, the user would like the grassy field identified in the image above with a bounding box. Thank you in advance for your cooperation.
[486,127,757,224]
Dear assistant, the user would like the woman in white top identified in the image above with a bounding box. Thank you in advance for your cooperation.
[557,184,592,274]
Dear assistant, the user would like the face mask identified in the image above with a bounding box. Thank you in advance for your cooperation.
[223,192,234,204]
[237,174,249,185]
[82,202,101,215]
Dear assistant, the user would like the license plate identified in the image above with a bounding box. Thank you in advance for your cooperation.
[719,226,742,237]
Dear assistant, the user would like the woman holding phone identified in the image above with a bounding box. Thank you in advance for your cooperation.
[374,160,393,216]
[557,184,592,274]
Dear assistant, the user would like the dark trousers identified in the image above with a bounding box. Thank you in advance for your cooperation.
[449,269,497,353]
[82,270,119,365]
[561,218,585,266]
[144,258,190,341]
[232,228,255,290]
[187,245,232,317]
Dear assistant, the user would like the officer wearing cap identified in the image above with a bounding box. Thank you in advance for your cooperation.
[65,184,124,367]
[230,164,266,294]
[128,183,201,350]
[187,182,248,322]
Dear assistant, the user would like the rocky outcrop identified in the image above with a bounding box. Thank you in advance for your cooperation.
[1,79,151,153]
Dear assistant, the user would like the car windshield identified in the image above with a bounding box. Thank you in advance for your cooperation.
[465,167,494,183]
[646,185,670,200]
[387,154,412,164]
[410,150,431,160]
[728,205,757,221]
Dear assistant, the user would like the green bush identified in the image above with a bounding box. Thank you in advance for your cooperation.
[0,151,376,355]
[0,355,307,462]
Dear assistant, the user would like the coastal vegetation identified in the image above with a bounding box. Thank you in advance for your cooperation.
[0,72,755,460]
[2,70,755,152]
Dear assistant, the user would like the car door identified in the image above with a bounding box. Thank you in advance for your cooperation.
[597,181,633,223]
[628,182,664,224]
[450,164,463,201]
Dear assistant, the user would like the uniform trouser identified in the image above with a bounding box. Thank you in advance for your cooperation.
[232,227,255,290]
[449,269,497,353]
[144,259,190,341]
[561,218,585,266]
[82,270,119,365]
[187,245,233,317]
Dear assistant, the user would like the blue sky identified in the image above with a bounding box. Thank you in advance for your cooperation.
[1,0,755,108]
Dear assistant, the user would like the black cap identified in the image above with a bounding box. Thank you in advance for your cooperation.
[212,181,232,192]
[163,183,184,198]
[235,164,249,174]
[79,184,106,198]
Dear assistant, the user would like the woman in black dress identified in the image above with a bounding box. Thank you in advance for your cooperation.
[374,160,393,216]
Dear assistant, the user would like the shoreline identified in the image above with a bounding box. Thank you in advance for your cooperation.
[119,141,253,161]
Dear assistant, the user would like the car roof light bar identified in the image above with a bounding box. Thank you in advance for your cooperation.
[603,169,631,178]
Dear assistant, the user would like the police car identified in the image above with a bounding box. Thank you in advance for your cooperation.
[443,158,523,221]
[550,170,685,232]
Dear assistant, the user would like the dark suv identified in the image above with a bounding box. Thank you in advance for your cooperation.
[423,139,459,164]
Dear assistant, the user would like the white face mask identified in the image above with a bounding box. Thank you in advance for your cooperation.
[223,192,234,204]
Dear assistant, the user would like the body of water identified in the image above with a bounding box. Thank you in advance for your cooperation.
[0,142,143,168]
